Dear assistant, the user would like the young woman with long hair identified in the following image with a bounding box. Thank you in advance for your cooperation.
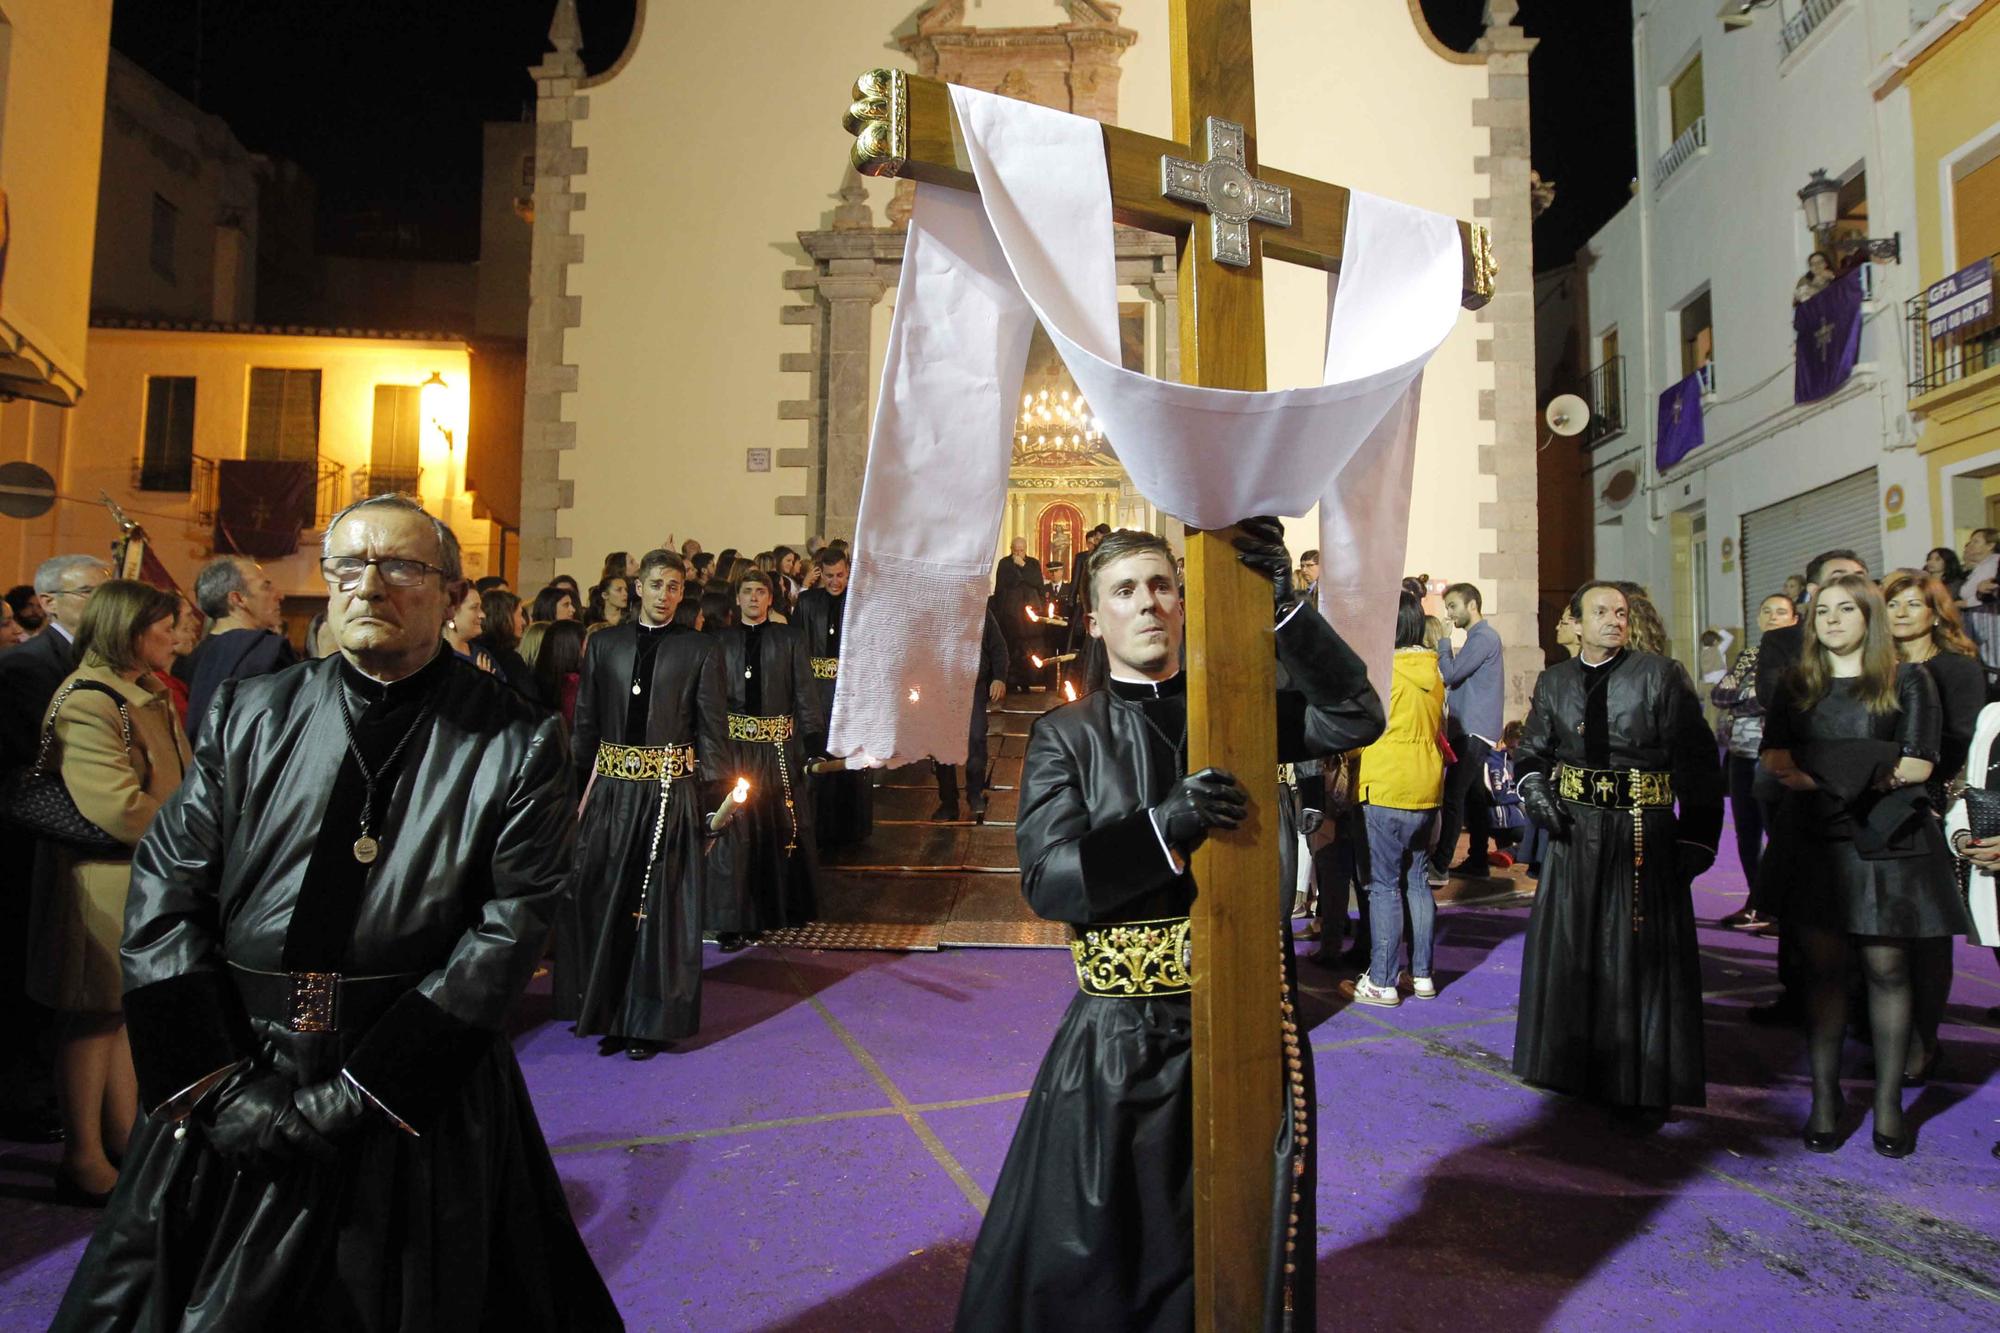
[528,618,588,726]
[530,584,578,624]
[1762,573,1965,1157]
[585,576,632,629]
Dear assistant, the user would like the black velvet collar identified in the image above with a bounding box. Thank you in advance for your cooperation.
[1108,671,1186,702]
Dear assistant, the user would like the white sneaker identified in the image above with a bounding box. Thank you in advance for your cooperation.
[1346,975,1402,1007]
[1411,976,1437,1000]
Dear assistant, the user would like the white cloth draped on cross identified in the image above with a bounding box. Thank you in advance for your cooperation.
[828,86,1465,767]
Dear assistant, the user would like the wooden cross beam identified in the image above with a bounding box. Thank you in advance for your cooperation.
[841,5,1492,1327]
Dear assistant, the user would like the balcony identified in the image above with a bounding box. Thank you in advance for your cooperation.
[131,456,195,493]
[1781,0,1845,58]
[352,466,421,503]
[1581,354,1626,449]
[1905,250,2000,401]
[1654,116,1706,190]
[1696,361,1716,396]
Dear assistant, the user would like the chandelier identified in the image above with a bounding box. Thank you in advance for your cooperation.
[1015,385,1108,462]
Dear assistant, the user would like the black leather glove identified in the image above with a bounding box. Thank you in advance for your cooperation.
[292,1074,375,1147]
[1154,767,1249,852]
[1516,772,1571,840]
[1676,841,1716,885]
[1231,516,1295,614]
[198,1066,334,1168]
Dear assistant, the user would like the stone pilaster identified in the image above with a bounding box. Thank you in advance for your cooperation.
[519,0,586,587]
[1473,1,1541,714]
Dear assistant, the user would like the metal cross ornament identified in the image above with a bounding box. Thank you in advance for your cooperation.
[1160,117,1293,267]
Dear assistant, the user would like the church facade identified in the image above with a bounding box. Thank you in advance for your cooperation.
[526,0,1542,705]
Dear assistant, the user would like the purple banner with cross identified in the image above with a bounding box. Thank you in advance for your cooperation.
[1794,265,1864,405]
[1654,369,1706,471]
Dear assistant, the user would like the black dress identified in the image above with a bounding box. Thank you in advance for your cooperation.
[54,653,620,1331]
[559,620,729,1042]
[793,586,873,846]
[1512,650,1723,1109]
[954,604,1383,1333]
[1762,665,1967,939]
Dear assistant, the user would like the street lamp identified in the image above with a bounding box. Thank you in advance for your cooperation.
[1798,168,1901,263]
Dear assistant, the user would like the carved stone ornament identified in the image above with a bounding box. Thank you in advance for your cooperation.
[1159,117,1292,268]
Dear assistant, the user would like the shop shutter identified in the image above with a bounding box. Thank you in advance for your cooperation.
[1740,467,1881,616]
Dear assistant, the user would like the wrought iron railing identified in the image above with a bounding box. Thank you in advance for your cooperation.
[1781,0,1844,57]
[192,456,219,526]
[1696,361,1716,395]
[1905,250,2000,400]
[1654,116,1707,189]
[1581,354,1626,449]
[313,458,346,528]
[352,467,420,503]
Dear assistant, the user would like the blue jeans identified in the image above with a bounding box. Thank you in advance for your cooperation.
[1364,804,1437,989]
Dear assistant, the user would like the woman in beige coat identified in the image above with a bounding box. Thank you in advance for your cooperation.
[29,580,188,1204]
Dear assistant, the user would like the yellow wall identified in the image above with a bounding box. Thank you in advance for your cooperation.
[50,328,489,599]
[564,0,1496,597]
[1905,7,2000,283]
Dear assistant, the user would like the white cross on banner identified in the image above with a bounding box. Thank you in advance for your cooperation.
[828,87,1465,767]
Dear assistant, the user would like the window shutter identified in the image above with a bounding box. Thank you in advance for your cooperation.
[1955,153,2000,266]
[245,368,321,462]
[1740,468,1882,632]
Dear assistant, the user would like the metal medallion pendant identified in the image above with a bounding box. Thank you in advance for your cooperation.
[353,835,381,865]
[632,683,642,695]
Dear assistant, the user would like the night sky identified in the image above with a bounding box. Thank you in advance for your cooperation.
[111,0,1629,270]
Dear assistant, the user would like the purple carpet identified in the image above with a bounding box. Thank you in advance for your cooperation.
[4,830,2000,1328]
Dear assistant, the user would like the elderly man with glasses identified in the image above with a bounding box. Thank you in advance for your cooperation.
[53,494,620,1330]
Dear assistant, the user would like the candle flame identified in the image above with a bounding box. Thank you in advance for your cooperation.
[1063,681,1077,702]
[908,687,921,703]
[1024,606,1039,622]
[1046,602,1056,616]
[731,777,750,801]
[1030,654,1044,668]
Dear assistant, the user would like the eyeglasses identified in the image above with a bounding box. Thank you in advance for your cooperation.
[49,583,105,600]
[319,556,448,589]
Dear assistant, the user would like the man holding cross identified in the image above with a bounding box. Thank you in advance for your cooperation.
[955,523,1381,1331]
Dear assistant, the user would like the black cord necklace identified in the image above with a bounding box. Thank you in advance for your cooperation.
[334,680,437,865]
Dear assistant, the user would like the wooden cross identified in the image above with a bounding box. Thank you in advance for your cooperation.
[841,4,1492,1326]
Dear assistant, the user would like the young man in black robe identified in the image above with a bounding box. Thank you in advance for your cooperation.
[561,548,728,1060]
[1512,580,1724,1122]
[708,570,825,947]
[54,493,619,1330]
[933,601,1009,822]
[955,524,1383,1333]
[793,546,873,847]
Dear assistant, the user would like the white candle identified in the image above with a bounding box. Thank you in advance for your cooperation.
[709,777,751,833]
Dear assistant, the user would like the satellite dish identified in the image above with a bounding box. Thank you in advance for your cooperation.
[1545,394,1591,437]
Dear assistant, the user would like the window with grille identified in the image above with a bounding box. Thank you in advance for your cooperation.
[244,368,322,462]
[150,194,178,282]
[366,384,423,494]
[139,376,196,491]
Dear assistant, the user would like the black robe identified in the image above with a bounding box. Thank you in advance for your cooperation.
[707,619,825,933]
[55,652,620,1331]
[994,555,1047,686]
[793,586,873,846]
[560,620,729,1041]
[956,604,1383,1333]
[1512,649,1723,1109]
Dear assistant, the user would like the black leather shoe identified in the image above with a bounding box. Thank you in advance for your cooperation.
[1905,1045,1942,1087]
[1873,1129,1915,1159]
[1802,1124,1841,1153]
[53,1170,114,1208]
[930,802,960,822]
[626,1041,661,1062]
[969,795,988,824]
[717,933,748,953]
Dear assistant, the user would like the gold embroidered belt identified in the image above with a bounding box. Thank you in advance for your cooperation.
[1070,916,1193,999]
[1555,764,1674,810]
[1278,763,1297,787]
[728,713,795,744]
[595,741,697,783]
[810,657,839,680]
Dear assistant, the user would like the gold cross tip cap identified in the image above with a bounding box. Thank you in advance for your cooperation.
[844,69,907,178]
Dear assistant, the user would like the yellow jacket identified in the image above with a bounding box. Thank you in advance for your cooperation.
[1355,648,1445,811]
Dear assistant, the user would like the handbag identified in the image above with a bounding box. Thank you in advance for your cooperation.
[1963,785,2000,842]
[2,680,133,856]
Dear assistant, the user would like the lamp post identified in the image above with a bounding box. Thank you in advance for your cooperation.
[1798,169,1900,264]
[420,370,459,522]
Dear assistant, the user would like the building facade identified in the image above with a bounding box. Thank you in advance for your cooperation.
[1575,0,1964,673]
[0,2,115,586]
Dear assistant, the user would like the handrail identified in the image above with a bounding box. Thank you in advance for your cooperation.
[1904,249,2000,399]
[1654,116,1707,189]
[1782,0,1845,58]
[1581,355,1626,449]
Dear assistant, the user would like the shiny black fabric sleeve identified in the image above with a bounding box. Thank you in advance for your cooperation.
[1513,668,1562,781]
[1927,653,1985,776]
[980,611,1010,684]
[570,642,603,791]
[343,713,575,1131]
[1755,624,1801,704]
[1894,662,1943,763]
[122,680,252,1110]
[1272,604,1385,760]
[694,640,730,783]
[1017,716,1184,923]
[791,626,826,753]
[1760,675,1799,752]
[1664,663,1725,849]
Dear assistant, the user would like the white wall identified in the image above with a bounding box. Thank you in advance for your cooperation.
[1583,0,1928,639]
[563,0,1497,596]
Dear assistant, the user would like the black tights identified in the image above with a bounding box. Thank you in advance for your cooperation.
[1803,928,1911,1137]
[1906,937,1954,1077]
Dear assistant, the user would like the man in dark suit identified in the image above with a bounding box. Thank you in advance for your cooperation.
[176,555,297,742]
[1749,547,1867,1027]
[933,602,1010,822]
[994,537,1047,691]
[0,552,110,1143]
